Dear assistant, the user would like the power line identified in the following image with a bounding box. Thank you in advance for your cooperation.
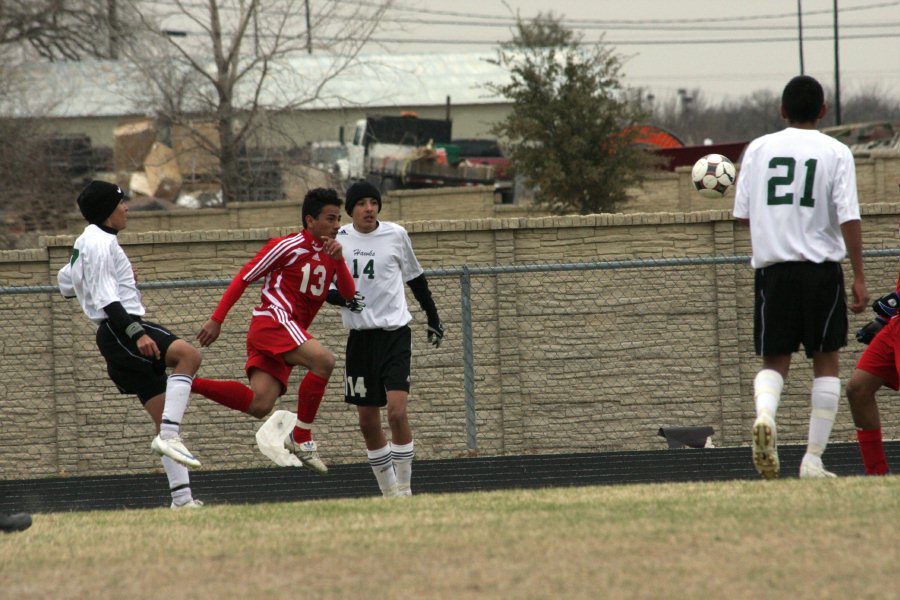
[140,0,900,27]
[377,16,900,32]
[345,0,900,25]
[359,30,900,46]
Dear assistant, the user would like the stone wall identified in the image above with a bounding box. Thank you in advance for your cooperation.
[3,205,900,479]
[59,150,900,235]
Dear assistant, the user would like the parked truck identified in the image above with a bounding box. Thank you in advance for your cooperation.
[346,114,513,201]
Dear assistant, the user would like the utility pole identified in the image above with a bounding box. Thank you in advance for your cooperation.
[107,0,119,59]
[797,0,804,74]
[833,0,842,125]
[305,0,313,54]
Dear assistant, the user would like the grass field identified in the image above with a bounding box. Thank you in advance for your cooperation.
[2,477,899,599]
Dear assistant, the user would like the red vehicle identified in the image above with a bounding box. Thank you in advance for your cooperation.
[451,138,512,179]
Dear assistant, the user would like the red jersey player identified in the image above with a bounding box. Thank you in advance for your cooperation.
[193,188,357,473]
[847,228,900,475]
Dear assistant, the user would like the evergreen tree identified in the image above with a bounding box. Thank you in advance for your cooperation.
[489,13,653,215]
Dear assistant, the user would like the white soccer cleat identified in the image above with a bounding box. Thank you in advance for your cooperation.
[171,499,204,510]
[255,410,303,467]
[800,458,837,479]
[285,437,328,475]
[751,413,780,480]
[395,482,412,497]
[151,434,201,469]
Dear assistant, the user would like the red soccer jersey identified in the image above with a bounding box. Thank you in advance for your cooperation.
[212,230,353,329]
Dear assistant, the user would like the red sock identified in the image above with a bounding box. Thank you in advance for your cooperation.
[293,372,328,443]
[857,428,890,475]
[192,377,253,413]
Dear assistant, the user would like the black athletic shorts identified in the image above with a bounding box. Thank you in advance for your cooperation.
[95,319,179,404]
[343,326,412,407]
[754,261,848,358]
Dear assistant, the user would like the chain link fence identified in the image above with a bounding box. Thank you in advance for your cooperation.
[2,250,900,477]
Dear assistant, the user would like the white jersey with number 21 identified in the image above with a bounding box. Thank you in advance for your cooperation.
[733,127,860,269]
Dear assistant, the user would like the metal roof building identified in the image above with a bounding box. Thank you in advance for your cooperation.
[2,52,513,148]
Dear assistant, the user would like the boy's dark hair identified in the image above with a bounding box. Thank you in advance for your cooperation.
[302,188,342,228]
[781,75,824,124]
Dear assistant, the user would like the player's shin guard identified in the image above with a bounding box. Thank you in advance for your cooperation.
[806,376,839,459]
[754,369,784,418]
[857,428,890,475]
[293,372,328,444]
[368,444,398,497]
[191,377,253,413]
[391,440,414,495]
[161,374,193,438]
[161,456,193,506]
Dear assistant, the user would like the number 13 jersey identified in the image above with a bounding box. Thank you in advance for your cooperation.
[212,230,345,329]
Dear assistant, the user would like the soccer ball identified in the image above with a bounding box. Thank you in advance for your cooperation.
[691,154,736,199]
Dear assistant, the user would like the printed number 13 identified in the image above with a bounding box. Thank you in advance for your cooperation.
[299,263,327,295]
[767,157,818,207]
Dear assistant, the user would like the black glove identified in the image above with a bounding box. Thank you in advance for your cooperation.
[426,316,444,348]
[856,317,887,344]
[346,292,365,313]
[873,291,900,320]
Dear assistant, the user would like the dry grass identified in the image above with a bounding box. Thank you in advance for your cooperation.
[2,477,899,599]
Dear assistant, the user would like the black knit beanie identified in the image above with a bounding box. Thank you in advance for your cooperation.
[345,181,382,216]
[77,180,125,224]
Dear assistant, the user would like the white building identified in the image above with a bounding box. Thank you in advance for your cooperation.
[2,51,514,151]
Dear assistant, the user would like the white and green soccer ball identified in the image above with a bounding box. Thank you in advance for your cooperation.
[691,154,736,199]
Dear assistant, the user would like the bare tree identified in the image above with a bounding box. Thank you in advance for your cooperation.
[122,0,391,205]
[0,0,137,61]
[835,84,900,126]
[0,46,86,248]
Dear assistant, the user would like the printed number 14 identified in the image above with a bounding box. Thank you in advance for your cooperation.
[346,376,367,398]
[352,258,376,279]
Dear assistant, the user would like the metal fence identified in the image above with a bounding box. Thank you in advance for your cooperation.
[2,250,900,477]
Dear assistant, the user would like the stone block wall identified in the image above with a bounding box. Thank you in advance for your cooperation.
[3,205,900,479]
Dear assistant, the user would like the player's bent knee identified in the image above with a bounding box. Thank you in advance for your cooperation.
[387,404,408,425]
[318,351,335,377]
[248,396,276,419]
[168,340,202,373]
[357,410,381,434]
[846,375,880,406]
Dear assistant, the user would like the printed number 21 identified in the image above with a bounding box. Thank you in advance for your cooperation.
[767,157,818,207]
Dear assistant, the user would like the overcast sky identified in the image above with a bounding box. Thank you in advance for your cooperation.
[369,0,900,105]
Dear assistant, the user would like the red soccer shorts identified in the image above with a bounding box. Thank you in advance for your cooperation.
[245,313,313,393]
[856,316,900,390]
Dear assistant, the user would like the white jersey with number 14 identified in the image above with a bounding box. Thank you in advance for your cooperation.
[336,221,424,330]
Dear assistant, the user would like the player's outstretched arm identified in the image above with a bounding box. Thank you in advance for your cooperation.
[197,319,222,347]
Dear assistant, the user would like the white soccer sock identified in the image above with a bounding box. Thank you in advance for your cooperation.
[160,374,193,439]
[367,444,397,496]
[806,376,840,460]
[754,369,784,419]
[391,440,414,495]
[161,456,193,506]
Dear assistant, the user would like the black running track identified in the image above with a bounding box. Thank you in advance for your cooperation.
[2,442,897,514]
